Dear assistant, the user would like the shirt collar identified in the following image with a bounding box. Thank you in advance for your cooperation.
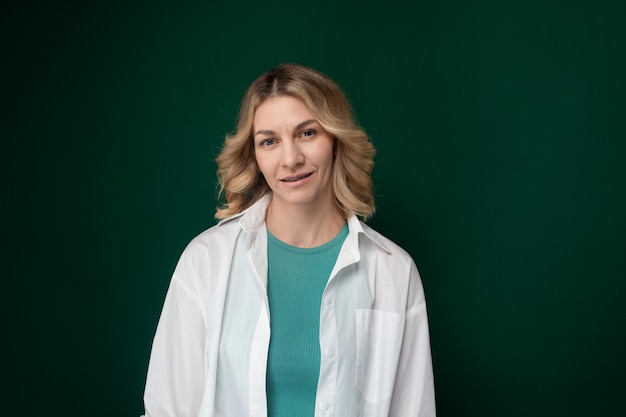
[346,214,391,254]
[216,193,272,231]
[217,193,390,253]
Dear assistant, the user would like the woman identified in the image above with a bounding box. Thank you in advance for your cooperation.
[142,63,436,417]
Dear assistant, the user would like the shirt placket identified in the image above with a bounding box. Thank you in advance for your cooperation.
[316,280,339,416]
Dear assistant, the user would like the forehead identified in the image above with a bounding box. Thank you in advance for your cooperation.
[253,95,315,128]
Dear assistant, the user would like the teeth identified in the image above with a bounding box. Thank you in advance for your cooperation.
[284,173,310,182]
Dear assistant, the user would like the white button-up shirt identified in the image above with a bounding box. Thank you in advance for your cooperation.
[143,194,436,417]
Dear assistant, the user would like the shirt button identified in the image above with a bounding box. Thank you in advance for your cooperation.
[325,349,334,358]
[324,297,333,305]
[319,401,329,410]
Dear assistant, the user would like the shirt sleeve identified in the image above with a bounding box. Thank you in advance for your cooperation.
[142,273,207,417]
[389,260,437,416]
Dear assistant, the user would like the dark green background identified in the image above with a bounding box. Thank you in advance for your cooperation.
[3,1,625,416]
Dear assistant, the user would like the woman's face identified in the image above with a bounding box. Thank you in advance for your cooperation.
[253,95,335,213]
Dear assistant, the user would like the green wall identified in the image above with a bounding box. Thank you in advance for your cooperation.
[3,1,625,416]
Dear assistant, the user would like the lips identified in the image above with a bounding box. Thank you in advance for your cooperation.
[281,172,313,182]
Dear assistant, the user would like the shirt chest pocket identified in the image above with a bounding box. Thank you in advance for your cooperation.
[354,308,406,404]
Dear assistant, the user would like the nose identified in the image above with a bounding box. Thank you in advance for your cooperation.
[281,141,304,168]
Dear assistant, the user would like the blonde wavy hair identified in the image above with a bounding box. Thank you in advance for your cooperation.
[215,63,376,220]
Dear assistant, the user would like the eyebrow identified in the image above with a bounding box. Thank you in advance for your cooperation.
[254,119,317,137]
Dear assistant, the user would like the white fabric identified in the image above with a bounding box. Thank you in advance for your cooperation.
[143,194,436,417]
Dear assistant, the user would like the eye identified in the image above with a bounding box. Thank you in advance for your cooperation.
[258,138,276,147]
[300,129,316,138]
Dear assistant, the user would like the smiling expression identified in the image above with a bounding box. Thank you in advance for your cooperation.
[253,95,336,212]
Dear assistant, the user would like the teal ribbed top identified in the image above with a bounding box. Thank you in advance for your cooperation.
[266,223,349,417]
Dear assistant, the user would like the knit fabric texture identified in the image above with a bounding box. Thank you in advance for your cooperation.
[266,223,349,417]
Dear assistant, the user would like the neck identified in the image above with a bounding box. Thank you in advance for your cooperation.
[265,198,346,248]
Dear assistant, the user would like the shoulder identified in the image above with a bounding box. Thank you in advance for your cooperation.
[190,215,242,247]
[358,220,415,266]
[175,195,270,272]
[357,221,426,310]
[171,219,242,280]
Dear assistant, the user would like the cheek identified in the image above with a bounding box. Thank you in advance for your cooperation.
[254,154,273,178]
[319,141,336,168]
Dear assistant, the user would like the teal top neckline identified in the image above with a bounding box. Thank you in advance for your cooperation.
[267,222,349,255]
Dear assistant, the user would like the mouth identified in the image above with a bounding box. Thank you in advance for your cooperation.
[280,172,313,182]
